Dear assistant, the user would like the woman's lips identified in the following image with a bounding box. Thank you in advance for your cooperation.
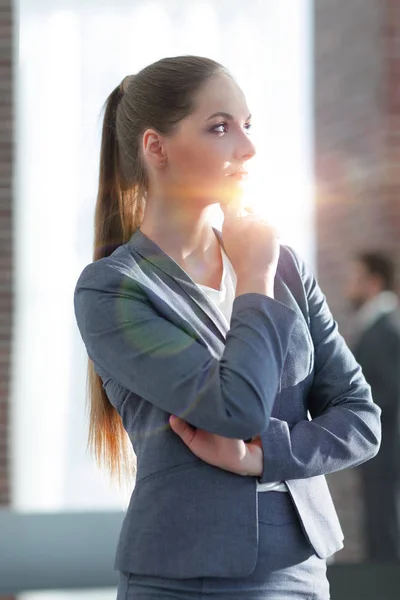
[227,170,248,180]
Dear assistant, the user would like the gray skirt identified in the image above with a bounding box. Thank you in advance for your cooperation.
[117,491,330,599]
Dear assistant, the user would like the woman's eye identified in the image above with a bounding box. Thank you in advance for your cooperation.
[211,123,228,134]
[211,122,252,135]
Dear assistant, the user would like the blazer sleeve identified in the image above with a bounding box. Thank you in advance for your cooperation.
[74,259,298,440]
[259,249,382,483]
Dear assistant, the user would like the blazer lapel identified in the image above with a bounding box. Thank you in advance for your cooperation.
[128,228,229,342]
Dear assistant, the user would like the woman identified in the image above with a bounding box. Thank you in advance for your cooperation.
[74,56,381,599]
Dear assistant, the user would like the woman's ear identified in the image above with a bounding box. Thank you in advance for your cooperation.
[143,129,167,169]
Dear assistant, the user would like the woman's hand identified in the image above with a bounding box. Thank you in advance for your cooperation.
[169,415,263,477]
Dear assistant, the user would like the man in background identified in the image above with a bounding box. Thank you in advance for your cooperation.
[347,251,400,562]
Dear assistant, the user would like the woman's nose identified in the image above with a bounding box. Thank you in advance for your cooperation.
[235,132,256,161]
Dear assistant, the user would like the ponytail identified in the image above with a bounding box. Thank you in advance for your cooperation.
[88,81,144,483]
[93,82,144,261]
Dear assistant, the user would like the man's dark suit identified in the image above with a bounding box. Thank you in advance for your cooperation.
[354,308,400,561]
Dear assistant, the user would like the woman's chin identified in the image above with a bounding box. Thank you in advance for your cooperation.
[171,180,248,208]
[217,180,247,205]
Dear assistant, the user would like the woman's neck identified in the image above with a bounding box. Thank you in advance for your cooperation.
[140,197,219,262]
[139,196,223,289]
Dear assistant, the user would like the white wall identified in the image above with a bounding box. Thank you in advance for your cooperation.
[12,0,313,525]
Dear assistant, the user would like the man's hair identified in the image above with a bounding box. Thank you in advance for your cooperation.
[357,251,396,291]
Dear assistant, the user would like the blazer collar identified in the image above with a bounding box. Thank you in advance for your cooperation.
[128,227,229,342]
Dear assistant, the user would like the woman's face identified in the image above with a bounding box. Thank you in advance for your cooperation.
[160,73,256,205]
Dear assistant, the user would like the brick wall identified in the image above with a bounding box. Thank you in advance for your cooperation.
[0,0,13,507]
[314,0,400,561]
[383,0,400,265]
[0,0,14,598]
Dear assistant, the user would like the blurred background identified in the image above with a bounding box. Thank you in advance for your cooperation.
[0,0,399,598]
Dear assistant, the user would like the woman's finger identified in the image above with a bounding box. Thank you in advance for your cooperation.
[169,415,196,446]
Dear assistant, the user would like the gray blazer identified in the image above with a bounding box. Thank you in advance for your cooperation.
[74,228,381,579]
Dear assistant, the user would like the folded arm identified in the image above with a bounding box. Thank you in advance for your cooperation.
[74,260,298,441]
[259,250,381,483]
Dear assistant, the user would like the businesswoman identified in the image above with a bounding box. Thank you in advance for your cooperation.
[74,56,381,599]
